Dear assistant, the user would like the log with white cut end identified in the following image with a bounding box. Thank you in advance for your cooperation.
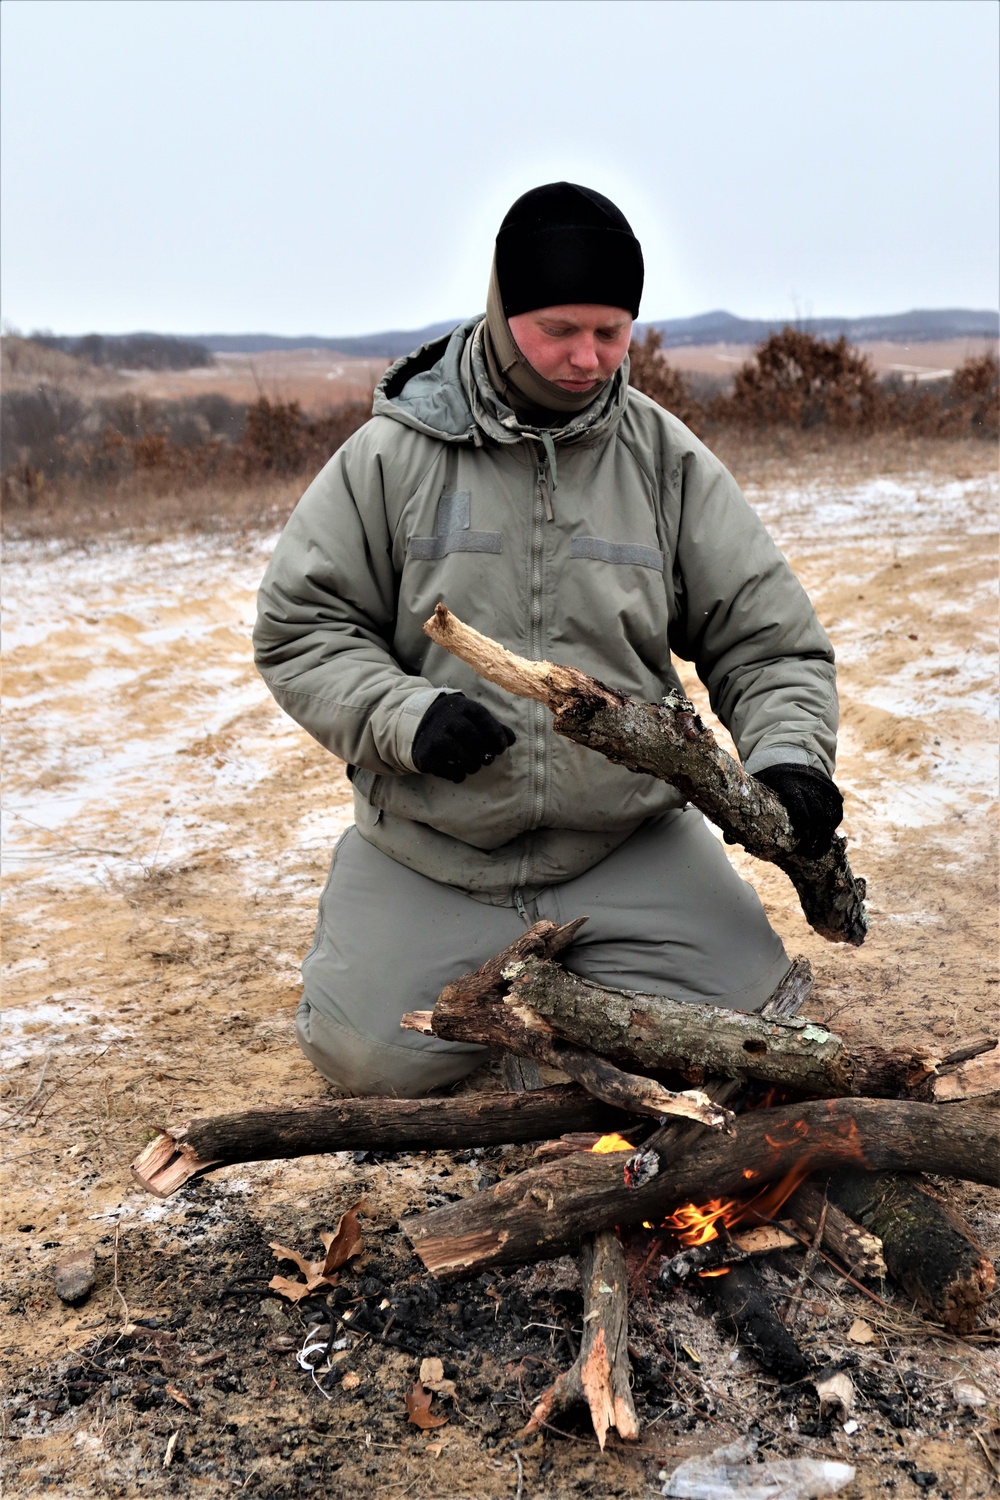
[423,604,868,946]
[130,1085,633,1197]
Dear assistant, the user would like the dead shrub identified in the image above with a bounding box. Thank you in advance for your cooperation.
[718,329,879,431]
[628,328,706,433]
[1,388,372,525]
[948,351,999,438]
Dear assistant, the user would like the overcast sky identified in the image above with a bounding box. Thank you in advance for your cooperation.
[2,0,997,337]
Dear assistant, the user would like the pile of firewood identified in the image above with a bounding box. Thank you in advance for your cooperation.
[131,609,999,1447]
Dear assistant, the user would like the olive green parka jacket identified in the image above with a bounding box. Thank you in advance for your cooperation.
[253,318,837,904]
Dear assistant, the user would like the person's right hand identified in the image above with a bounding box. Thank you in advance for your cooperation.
[412,693,516,783]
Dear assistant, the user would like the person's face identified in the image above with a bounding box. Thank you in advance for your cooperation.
[507,304,633,392]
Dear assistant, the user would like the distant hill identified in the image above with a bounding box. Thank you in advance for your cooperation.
[198,322,461,359]
[642,308,1000,347]
[193,309,998,360]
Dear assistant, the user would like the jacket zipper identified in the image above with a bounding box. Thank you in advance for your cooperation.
[515,443,551,899]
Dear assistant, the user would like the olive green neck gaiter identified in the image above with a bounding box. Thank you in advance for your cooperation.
[482,254,610,423]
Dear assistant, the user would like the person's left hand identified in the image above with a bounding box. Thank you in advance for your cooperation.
[752,763,844,858]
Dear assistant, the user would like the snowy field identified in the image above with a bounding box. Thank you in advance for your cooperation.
[2,459,998,1500]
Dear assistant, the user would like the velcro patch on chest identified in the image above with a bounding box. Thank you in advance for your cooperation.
[409,491,503,559]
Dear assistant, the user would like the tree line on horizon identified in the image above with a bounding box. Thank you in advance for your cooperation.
[1,328,997,512]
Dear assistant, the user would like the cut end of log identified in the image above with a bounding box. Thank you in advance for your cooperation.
[131,1132,219,1197]
[404,1226,510,1278]
[932,1045,999,1101]
[400,1009,434,1034]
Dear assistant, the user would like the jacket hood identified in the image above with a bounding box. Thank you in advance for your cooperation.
[372,317,630,449]
[373,318,481,441]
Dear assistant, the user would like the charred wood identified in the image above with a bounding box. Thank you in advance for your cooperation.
[824,1169,997,1333]
[659,1226,799,1287]
[696,1261,811,1381]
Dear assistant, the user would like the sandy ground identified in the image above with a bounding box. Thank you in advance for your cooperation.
[2,441,998,1498]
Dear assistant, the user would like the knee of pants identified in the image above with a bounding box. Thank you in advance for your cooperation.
[296,996,488,1099]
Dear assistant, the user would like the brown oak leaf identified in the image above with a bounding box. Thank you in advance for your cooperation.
[405,1381,449,1429]
[268,1199,365,1302]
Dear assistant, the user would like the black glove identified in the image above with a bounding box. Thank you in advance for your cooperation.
[411,693,516,784]
[753,763,844,858]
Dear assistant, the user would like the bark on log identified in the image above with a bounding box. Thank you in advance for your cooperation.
[423,605,867,946]
[786,1183,887,1281]
[824,1170,997,1333]
[501,953,946,1101]
[130,1085,634,1198]
[401,1100,1000,1278]
[521,1230,639,1448]
[402,923,732,1131]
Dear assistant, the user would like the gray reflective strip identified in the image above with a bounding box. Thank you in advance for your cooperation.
[409,490,503,559]
[570,536,664,570]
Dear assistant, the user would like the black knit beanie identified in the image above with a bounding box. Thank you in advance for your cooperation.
[496,182,644,318]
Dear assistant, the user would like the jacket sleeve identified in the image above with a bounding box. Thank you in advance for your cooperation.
[667,438,838,777]
[252,426,445,775]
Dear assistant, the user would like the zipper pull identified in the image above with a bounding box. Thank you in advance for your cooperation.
[513,890,530,926]
[538,465,554,522]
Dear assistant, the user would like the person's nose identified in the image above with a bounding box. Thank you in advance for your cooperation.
[568,336,600,374]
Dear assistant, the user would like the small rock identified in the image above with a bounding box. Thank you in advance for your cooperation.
[54,1249,97,1304]
[952,1381,987,1407]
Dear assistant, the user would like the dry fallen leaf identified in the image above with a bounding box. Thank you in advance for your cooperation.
[847,1317,878,1344]
[268,1199,365,1302]
[342,1371,361,1392]
[405,1380,449,1429]
[419,1356,457,1399]
[164,1383,195,1412]
[320,1201,364,1274]
[267,1273,327,1305]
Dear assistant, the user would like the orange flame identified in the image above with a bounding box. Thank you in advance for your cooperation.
[662,1109,865,1248]
[698,1267,730,1278]
[664,1197,737,1247]
[590,1133,634,1154]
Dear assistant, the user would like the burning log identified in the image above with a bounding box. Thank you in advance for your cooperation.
[786,1182,887,1281]
[522,1230,639,1449]
[658,1225,799,1287]
[697,1261,811,1381]
[498,949,962,1102]
[423,604,867,946]
[824,1170,997,1333]
[130,1085,634,1198]
[401,1099,1000,1278]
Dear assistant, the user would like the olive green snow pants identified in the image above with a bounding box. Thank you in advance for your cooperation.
[296,810,789,1098]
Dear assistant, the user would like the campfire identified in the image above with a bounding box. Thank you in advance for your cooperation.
[129,608,999,1451]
